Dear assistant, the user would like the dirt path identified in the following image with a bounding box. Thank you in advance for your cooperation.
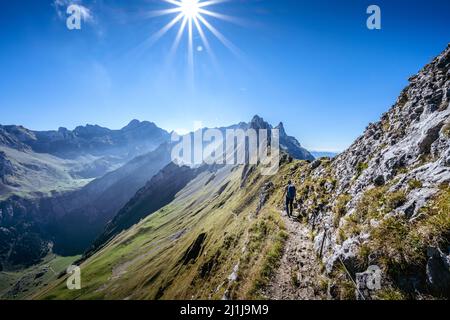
[263,211,325,300]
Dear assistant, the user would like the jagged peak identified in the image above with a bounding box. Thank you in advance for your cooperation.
[275,122,287,136]
[249,115,271,130]
[126,119,141,127]
[122,119,159,131]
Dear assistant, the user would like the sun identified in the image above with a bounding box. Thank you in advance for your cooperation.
[179,0,200,19]
[143,0,241,74]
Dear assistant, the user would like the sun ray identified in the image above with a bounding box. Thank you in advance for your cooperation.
[144,0,242,79]
[198,0,230,8]
[196,14,241,57]
[163,0,183,6]
[152,12,185,44]
[197,8,244,25]
[188,17,194,78]
[193,16,217,64]
[169,16,188,57]
[193,17,212,54]
[144,7,183,18]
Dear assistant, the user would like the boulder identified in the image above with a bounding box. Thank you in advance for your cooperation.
[426,247,450,296]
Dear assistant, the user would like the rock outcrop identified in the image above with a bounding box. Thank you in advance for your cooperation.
[304,44,450,299]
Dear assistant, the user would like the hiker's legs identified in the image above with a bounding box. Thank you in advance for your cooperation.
[288,198,294,217]
[286,197,293,217]
[285,197,291,216]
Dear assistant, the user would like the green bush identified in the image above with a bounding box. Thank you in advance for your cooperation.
[333,194,352,227]
[385,190,407,211]
[376,288,406,300]
[364,186,450,291]
[355,187,406,221]
[442,123,450,138]
[356,162,369,177]
[408,179,423,190]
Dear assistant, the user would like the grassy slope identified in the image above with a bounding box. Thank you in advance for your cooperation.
[34,154,449,300]
[0,254,80,300]
[36,160,302,300]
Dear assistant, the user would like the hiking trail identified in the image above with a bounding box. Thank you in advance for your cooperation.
[263,210,325,300]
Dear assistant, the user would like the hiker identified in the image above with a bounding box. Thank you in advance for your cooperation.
[283,180,296,218]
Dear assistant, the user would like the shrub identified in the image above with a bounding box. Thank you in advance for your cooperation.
[376,287,406,300]
[333,194,352,227]
[408,179,423,190]
[355,187,406,221]
[364,186,450,292]
[442,123,450,138]
[356,162,369,177]
[369,216,424,272]
[385,190,407,211]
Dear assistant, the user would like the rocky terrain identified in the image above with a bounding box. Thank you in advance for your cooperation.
[300,44,450,299]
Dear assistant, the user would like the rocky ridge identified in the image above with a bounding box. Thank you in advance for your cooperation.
[300,44,450,298]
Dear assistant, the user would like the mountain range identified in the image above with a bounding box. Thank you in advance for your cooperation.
[0,116,312,273]
[1,45,449,300]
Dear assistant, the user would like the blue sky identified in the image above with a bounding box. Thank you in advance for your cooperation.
[0,0,449,151]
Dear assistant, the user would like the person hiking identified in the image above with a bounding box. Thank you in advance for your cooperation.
[283,180,296,218]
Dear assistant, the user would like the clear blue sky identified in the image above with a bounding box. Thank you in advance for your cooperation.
[1,0,449,151]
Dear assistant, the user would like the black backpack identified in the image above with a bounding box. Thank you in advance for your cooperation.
[287,185,296,199]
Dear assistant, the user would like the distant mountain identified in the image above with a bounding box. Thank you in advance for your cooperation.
[310,151,339,159]
[0,120,170,200]
[276,122,315,161]
[247,116,314,161]
[219,115,314,161]
[49,143,173,255]
[1,120,169,160]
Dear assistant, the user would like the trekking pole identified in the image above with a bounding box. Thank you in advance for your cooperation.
[337,256,366,300]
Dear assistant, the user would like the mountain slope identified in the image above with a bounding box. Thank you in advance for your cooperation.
[86,116,313,257]
[36,159,292,299]
[306,43,450,299]
[37,45,450,300]
[0,143,173,269]
[85,163,214,257]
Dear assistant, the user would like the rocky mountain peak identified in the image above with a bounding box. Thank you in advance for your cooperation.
[275,122,287,136]
[124,119,141,128]
[249,115,271,131]
[121,119,156,131]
